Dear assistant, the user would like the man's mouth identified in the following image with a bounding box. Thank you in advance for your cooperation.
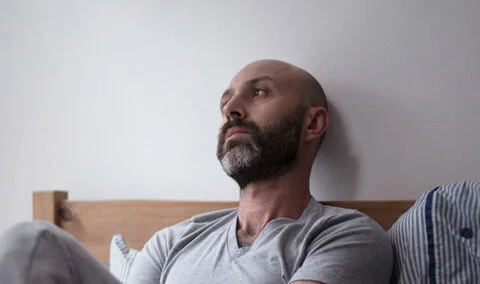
[225,127,250,140]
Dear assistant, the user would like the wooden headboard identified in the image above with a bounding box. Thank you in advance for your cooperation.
[33,191,415,263]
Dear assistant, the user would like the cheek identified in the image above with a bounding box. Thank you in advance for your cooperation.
[250,104,290,128]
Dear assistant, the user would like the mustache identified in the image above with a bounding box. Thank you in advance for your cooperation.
[219,118,260,138]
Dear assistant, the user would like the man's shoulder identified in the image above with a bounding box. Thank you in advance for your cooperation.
[148,207,237,248]
[305,200,366,221]
[285,200,393,283]
[190,207,238,224]
[304,201,386,236]
[154,207,237,237]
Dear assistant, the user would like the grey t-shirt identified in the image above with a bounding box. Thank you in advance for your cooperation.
[127,198,393,284]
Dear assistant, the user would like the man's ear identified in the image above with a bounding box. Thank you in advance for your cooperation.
[304,106,329,143]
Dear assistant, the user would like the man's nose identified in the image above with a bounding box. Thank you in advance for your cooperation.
[223,95,246,120]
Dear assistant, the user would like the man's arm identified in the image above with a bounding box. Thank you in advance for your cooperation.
[288,213,393,284]
[126,220,192,283]
[126,234,163,284]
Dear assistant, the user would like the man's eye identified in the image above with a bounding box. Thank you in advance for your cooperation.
[254,89,266,97]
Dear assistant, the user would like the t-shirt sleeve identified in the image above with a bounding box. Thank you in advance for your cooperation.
[126,221,190,284]
[289,213,393,284]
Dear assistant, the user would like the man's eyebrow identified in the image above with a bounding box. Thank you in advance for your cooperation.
[220,76,276,103]
[246,75,276,85]
[221,89,233,100]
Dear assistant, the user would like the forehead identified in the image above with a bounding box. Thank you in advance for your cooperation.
[229,61,303,90]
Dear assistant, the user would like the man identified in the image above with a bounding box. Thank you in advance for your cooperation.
[0,60,393,284]
[126,60,393,283]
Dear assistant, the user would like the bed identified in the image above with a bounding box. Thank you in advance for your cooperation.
[32,191,415,264]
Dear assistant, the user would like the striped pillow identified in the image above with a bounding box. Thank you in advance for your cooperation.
[388,181,480,284]
[109,234,139,284]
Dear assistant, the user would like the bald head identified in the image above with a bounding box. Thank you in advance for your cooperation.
[221,59,329,156]
[232,59,328,111]
[218,60,329,186]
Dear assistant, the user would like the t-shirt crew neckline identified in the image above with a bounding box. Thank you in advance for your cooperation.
[226,197,316,260]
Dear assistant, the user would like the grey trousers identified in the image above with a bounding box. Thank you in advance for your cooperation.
[0,221,120,284]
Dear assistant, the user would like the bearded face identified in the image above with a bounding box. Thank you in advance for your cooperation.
[216,105,306,189]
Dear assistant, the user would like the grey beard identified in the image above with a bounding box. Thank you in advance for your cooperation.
[220,144,260,176]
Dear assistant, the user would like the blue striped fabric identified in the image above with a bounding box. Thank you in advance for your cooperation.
[388,181,480,284]
[109,234,139,284]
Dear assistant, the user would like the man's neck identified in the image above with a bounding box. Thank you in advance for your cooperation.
[236,171,311,246]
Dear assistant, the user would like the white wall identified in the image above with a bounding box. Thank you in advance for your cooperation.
[1,0,479,233]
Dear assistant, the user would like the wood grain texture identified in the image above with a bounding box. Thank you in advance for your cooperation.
[58,200,238,263]
[34,191,415,263]
[33,191,69,225]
